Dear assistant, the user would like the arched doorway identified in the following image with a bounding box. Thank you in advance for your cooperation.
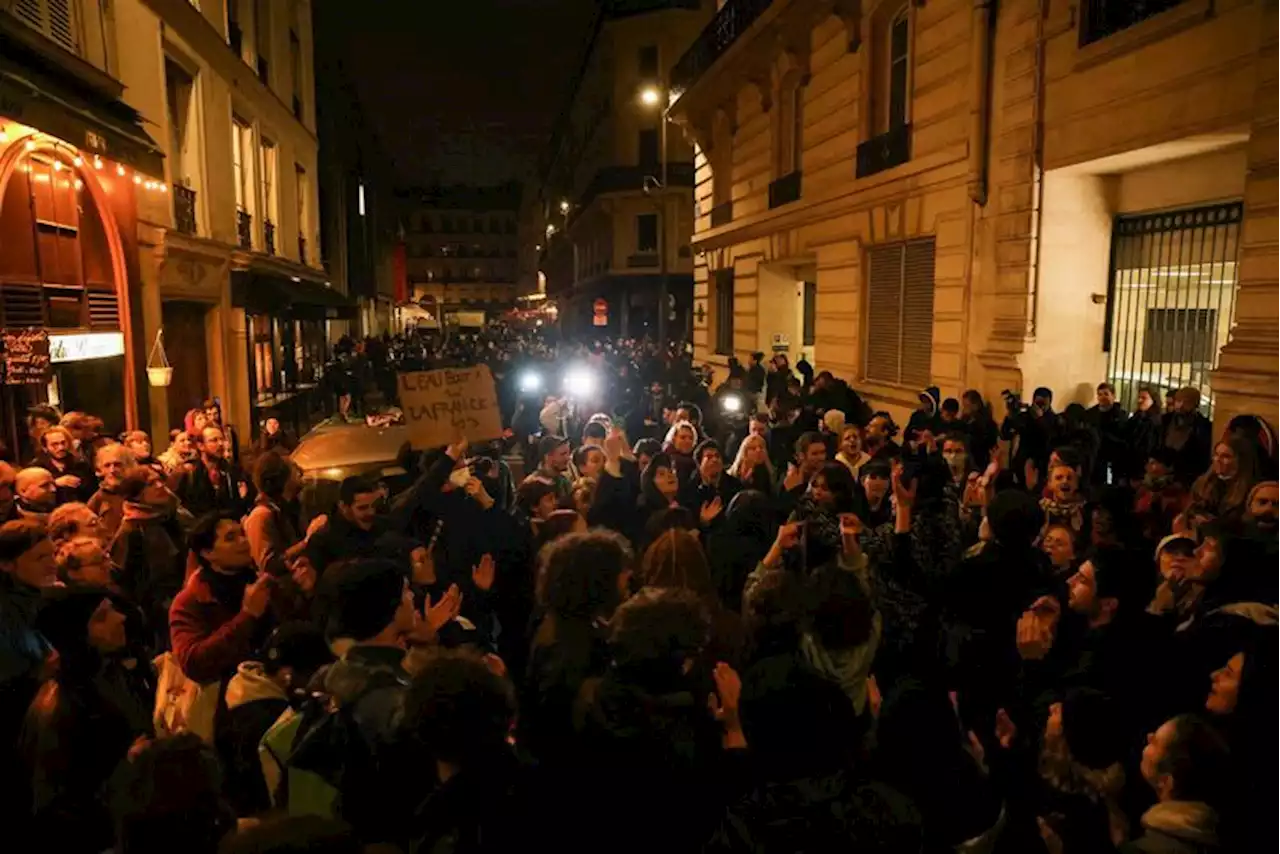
[0,134,136,457]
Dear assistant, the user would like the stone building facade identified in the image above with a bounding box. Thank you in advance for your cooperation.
[671,0,1277,432]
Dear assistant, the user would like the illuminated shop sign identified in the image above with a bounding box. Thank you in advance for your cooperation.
[49,331,125,363]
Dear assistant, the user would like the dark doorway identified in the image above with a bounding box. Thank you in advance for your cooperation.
[162,301,211,431]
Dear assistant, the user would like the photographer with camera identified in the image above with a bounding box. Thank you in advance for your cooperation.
[1000,386,1060,490]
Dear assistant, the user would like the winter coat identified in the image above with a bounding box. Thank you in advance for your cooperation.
[218,661,289,816]
[168,566,272,684]
[1121,801,1220,854]
[408,750,547,854]
[288,645,419,846]
[30,452,97,505]
[109,512,186,650]
[170,457,254,519]
[305,513,389,576]
[86,488,126,542]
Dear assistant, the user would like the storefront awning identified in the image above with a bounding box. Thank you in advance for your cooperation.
[231,269,357,320]
[0,37,164,176]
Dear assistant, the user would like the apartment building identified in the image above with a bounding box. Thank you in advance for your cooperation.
[534,0,713,339]
[671,0,1277,433]
[401,183,522,327]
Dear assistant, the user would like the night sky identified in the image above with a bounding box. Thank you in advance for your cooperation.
[320,0,599,187]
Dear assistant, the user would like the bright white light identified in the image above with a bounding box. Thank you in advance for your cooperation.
[545,224,556,237]
[559,199,570,214]
[518,371,543,393]
[563,367,596,397]
[639,86,661,107]
[358,182,366,217]
[722,394,743,414]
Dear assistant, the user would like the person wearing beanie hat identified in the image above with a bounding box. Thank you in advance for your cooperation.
[23,585,151,852]
[289,558,421,844]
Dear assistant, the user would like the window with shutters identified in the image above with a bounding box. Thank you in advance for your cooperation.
[863,238,935,387]
[802,281,816,346]
[10,0,79,54]
[714,268,735,356]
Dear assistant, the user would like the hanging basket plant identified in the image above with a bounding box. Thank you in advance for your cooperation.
[146,329,173,387]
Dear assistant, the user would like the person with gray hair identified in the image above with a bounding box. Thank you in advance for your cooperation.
[87,443,136,541]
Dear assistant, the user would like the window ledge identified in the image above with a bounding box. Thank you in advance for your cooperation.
[1073,0,1214,73]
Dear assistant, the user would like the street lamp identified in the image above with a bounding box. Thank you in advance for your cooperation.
[559,199,570,215]
[639,83,671,345]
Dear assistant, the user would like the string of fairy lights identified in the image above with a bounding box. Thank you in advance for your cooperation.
[0,123,168,195]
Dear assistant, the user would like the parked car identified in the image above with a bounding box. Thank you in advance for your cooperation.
[290,416,417,524]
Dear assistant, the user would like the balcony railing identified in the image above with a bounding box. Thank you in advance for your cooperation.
[264,219,276,254]
[173,184,197,235]
[768,170,802,209]
[570,162,695,218]
[671,0,774,97]
[298,234,307,264]
[856,123,912,179]
[1079,0,1185,46]
[710,200,733,227]
[236,209,253,249]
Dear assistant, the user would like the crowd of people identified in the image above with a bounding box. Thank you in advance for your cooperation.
[0,325,1276,854]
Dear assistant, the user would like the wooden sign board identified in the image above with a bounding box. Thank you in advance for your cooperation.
[2,327,51,386]
[398,365,504,450]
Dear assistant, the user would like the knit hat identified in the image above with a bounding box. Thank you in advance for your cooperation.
[36,584,111,668]
[317,559,407,642]
[823,410,846,435]
[1061,688,1126,770]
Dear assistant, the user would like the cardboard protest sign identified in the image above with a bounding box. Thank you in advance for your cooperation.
[398,365,504,450]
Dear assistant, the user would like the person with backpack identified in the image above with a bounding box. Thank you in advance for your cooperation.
[286,558,423,847]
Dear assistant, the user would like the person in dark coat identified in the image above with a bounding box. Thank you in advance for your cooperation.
[678,439,742,531]
[1124,715,1229,854]
[306,475,390,576]
[1089,382,1128,486]
[22,585,152,853]
[171,426,254,520]
[86,442,134,542]
[30,426,97,506]
[1159,387,1214,487]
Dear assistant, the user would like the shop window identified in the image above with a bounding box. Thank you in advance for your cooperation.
[863,238,935,387]
[251,314,275,397]
[714,268,735,356]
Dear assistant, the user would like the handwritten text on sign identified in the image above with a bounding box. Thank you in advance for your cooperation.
[398,366,503,450]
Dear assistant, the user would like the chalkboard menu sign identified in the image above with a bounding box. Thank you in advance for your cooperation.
[2,328,52,385]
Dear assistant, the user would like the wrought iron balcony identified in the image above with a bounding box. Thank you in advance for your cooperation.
[1079,0,1186,47]
[298,234,307,264]
[671,0,773,97]
[264,219,276,255]
[173,184,197,235]
[710,200,733,227]
[768,171,802,209]
[856,123,912,179]
[627,252,660,268]
[236,209,253,249]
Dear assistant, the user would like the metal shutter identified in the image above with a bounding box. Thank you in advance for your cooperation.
[863,238,935,386]
[864,245,903,384]
[900,238,936,388]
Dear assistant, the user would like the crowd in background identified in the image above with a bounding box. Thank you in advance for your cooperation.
[0,323,1276,854]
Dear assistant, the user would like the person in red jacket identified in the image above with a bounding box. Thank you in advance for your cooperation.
[169,512,274,684]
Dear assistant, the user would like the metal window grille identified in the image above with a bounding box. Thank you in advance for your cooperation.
[863,238,935,387]
[1104,201,1242,418]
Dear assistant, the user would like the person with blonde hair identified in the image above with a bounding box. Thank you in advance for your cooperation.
[87,443,136,542]
[640,527,744,668]
[156,428,196,475]
[836,424,871,479]
[728,432,774,494]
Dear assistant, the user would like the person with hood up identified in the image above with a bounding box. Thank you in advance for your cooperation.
[217,621,333,817]
[907,386,943,436]
[1159,388,1214,487]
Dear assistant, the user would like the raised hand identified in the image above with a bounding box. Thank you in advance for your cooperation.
[706,662,742,725]
[242,573,272,618]
[472,553,496,591]
[446,437,469,461]
[424,584,463,634]
[782,463,805,491]
[699,496,723,526]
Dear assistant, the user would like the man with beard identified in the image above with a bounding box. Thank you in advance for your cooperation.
[1245,480,1278,554]
[172,426,254,519]
[1159,387,1213,486]
[87,443,136,541]
[30,426,97,505]
[1088,382,1128,486]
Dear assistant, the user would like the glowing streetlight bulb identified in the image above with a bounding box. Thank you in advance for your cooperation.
[559,199,570,214]
[639,86,661,107]
[133,173,142,185]
[53,160,62,171]
[73,155,83,167]
[93,156,103,170]
[25,139,35,151]
[117,164,126,177]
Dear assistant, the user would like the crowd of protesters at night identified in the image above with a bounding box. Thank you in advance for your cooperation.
[0,320,1276,854]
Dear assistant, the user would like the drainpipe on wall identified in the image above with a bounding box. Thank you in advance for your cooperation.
[967,0,997,206]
